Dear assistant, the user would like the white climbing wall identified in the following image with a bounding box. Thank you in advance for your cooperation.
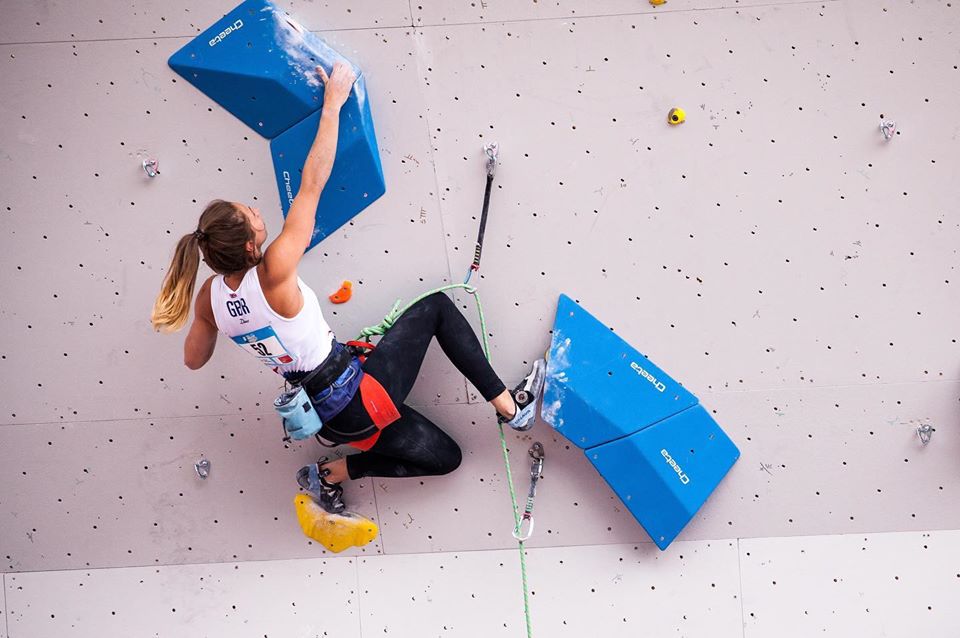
[1,0,959,636]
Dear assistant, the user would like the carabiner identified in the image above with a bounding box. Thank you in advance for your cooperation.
[530,441,545,461]
[529,442,544,480]
[512,442,544,541]
[513,514,535,541]
[879,118,896,141]
[142,158,160,178]
[195,458,211,479]
[484,142,499,177]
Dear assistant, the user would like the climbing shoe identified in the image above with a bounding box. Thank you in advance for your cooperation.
[499,358,547,432]
[296,457,346,514]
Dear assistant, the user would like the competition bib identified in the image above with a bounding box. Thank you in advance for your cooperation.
[231,326,296,367]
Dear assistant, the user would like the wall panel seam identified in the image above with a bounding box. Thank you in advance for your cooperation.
[737,537,746,638]
[0,24,418,47]
[355,558,365,638]
[412,0,842,30]
[2,572,8,638]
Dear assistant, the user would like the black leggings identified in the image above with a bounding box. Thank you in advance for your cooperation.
[320,292,507,480]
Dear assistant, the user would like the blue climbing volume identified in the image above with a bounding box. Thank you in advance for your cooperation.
[168,0,385,251]
[541,294,740,550]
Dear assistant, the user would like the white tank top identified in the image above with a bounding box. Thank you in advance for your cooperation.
[209,267,334,377]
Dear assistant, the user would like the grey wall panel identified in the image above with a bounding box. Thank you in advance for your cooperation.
[0,27,465,427]
[0,1,413,44]
[698,381,960,538]
[741,530,960,635]
[5,531,958,637]
[2,0,959,587]
[371,403,650,556]
[539,380,956,547]
[414,0,815,26]
[369,403,525,554]
[358,549,528,636]
[6,377,953,573]
[417,1,960,394]
[359,541,743,636]
[5,557,362,637]
[0,413,383,573]
[525,541,743,636]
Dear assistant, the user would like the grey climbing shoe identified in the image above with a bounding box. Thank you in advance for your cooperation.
[499,358,547,432]
[296,457,346,514]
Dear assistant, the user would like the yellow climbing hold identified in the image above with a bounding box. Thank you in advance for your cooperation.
[294,494,379,553]
[668,107,686,125]
[650,0,667,5]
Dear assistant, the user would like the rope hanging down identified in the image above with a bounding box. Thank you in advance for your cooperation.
[357,282,533,638]
[356,142,536,638]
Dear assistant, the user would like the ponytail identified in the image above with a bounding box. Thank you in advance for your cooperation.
[151,232,203,332]
[152,200,254,332]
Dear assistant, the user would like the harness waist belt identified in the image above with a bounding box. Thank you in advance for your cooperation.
[287,341,352,396]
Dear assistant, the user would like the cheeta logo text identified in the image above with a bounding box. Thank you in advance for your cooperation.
[630,362,666,393]
[282,171,294,206]
[661,449,690,485]
[209,19,244,47]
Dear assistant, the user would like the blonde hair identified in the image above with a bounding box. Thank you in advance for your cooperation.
[151,200,256,332]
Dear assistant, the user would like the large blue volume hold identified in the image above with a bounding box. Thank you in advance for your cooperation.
[587,405,740,550]
[270,104,385,250]
[540,294,740,550]
[541,294,698,450]
[169,0,356,138]
[168,0,386,251]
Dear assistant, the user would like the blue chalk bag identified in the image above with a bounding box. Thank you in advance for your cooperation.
[274,386,323,441]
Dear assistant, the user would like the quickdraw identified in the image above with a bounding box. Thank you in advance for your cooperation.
[465,142,499,284]
[513,442,544,541]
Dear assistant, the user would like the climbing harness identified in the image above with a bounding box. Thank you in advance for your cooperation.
[917,423,935,446]
[331,372,402,452]
[513,442,545,541]
[274,340,354,442]
[274,337,402,446]
[464,142,499,285]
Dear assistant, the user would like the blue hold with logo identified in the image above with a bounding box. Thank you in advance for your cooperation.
[167,0,386,252]
[541,294,740,550]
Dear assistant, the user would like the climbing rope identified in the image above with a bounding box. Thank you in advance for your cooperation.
[355,142,535,638]
[356,283,533,638]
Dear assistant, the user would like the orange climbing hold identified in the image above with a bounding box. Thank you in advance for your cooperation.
[329,281,353,304]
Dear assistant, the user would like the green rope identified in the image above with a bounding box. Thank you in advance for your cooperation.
[355,283,475,342]
[357,283,534,638]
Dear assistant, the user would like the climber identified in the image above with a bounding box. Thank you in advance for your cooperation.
[150,61,546,515]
